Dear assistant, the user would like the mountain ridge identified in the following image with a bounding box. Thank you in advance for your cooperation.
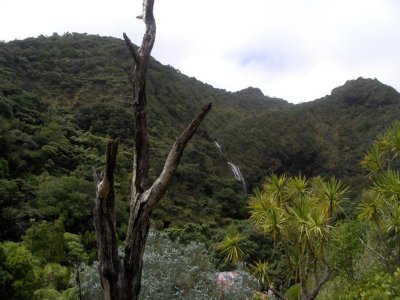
[1,33,400,236]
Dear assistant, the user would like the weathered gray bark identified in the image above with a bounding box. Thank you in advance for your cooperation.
[122,102,211,300]
[93,1,212,299]
[308,263,330,300]
[93,139,121,300]
[300,260,330,300]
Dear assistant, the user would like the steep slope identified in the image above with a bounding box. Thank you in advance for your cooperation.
[0,33,286,238]
[220,77,400,190]
[0,33,291,186]
[298,78,400,180]
[1,34,400,239]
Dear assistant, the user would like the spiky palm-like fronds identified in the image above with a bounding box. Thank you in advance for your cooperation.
[286,175,309,203]
[250,260,272,286]
[263,174,287,203]
[218,232,246,266]
[250,194,288,242]
[374,169,400,201]
[362,143,386,175]
[358,121,400,274]
[386,202,400,234]
[358,190,384,223]
[320,177,348,220]
[249,174,348,299]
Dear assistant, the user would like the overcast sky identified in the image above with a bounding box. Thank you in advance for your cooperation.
[1,0,399,103]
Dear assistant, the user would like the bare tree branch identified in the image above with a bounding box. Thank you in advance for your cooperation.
[359,237,391,272]
[145,102,212,211]
[136,0,156,74]
[129,0,156,197]
[123,33,139,63]
[95,1,212,299]
[308,260,330,300]
[123,102,212,299]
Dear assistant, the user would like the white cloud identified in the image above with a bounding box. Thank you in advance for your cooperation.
[1,0,400,103]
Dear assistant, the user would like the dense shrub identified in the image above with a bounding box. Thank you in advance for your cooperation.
[79,231,259,300]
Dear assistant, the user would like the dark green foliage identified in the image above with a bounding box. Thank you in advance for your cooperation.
[331,77,400,107]
[38,263,70,291]
[33,175,94,233]
[2,34,400,239]
[64,233,88,266]
[0,246,8,297]
[23,219,65,264]
[0,219,94,299]
[330,220,365,278]
[0,242,38,299]
[75,101,134,140]
[285,283,301,300]
[2,34,400,298]
[0,178,35,240]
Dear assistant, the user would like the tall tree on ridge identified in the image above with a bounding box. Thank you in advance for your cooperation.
[92,1,212,299]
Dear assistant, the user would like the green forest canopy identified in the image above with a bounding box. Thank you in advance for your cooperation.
[1,33,400,299]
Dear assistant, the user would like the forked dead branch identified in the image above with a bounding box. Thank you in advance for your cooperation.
[93,0,212,299]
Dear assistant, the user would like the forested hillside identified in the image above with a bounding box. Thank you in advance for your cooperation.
[1,33,400,299]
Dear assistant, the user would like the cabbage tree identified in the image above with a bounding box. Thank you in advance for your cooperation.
[249,174,347,300]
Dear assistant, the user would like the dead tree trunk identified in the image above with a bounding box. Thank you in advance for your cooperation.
[93,1,212,299]
[93,140,121,299]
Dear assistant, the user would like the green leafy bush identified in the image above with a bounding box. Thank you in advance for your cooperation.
[0,241,39,299]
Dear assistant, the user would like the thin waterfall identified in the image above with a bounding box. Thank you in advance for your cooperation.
[228,162,248,194]
[213,140,248,194]
[214,141,222,152]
